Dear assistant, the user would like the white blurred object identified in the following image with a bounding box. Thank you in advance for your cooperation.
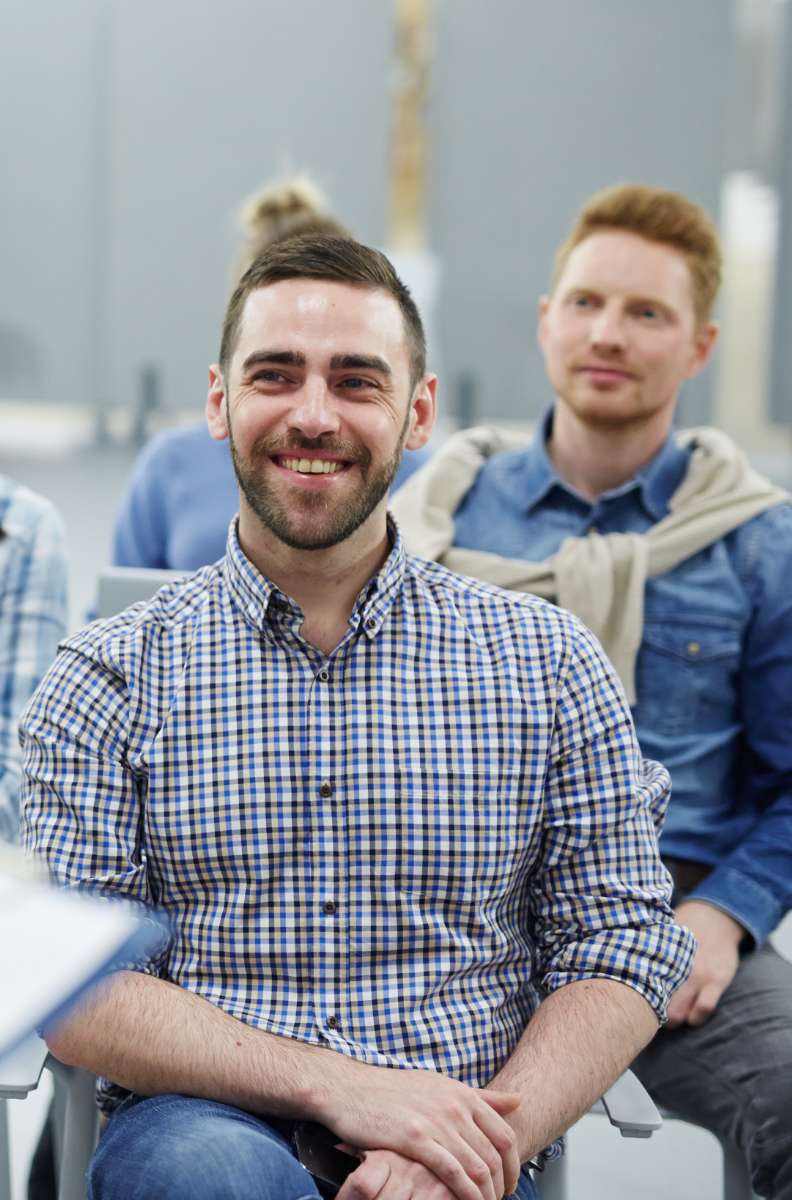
[721,169,778,253]
[716,170,781,452]
[0,848,155,1060]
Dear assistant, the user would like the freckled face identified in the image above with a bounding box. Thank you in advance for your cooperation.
[538,231,713,432]
[219,279,417,551]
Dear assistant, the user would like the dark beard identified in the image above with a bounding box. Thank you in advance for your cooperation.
[228,420,408,552]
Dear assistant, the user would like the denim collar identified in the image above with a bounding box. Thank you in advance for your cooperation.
[506,407,691,520]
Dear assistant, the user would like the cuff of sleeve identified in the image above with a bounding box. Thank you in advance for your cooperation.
[690,866,782,949]
[541,921,697,1025]
[113,912,171,974]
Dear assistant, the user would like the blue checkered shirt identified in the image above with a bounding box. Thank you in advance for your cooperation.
[22,519,694,1116]
[0,475,67,843]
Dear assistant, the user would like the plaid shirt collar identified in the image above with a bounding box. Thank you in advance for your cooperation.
[222,514,407,642]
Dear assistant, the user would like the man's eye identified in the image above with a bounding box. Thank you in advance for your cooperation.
[338,377,375,390]
[636,306,659,320]
[251,370,287,384]
[572,295,593,308]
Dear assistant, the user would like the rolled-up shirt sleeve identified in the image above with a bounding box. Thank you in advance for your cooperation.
[21,643,168,974]
[530,620,696,1022]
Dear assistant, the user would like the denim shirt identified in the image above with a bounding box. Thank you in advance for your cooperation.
[454,411,792,946]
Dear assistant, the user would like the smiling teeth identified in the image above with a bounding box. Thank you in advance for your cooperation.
[282,458,343,474]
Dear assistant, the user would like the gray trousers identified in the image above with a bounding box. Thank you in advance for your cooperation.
[632,940,792,1198]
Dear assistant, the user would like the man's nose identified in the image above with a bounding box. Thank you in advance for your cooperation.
[287,379,341,438]
[589,306,626,351]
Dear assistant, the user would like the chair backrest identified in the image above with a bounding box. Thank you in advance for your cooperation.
[96,566,186,619]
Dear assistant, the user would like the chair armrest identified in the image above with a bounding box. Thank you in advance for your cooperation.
[0,1034,49,1098]
[592,1069,662,1139]
[46,1059,99,1200]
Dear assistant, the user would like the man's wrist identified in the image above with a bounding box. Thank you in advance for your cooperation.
[675,898,746,946]
[291,1042,366,1126]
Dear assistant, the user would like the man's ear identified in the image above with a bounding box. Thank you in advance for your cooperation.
[686,321,719,380]
[537,295,550,353]
[207,365,229,441]
[404,374,438,450]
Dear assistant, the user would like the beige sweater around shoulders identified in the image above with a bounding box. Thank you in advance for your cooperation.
[391,425,788,702]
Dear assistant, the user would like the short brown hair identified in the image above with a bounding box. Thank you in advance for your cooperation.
[219,234,426,389]
[552,184,722,326]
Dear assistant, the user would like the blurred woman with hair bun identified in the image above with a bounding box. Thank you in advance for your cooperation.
[111,174,430,571]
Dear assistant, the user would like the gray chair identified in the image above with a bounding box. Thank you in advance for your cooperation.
[658,1110,755,1200]
[0,1035,97,1200]
[537,1068,661,1200]
[537,1083,756,1200]
[96,566,186,619]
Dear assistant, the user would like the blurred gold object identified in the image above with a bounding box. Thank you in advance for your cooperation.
[389,0,433,251]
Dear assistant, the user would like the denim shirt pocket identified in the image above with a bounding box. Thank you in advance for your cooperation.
[633,620,741,736]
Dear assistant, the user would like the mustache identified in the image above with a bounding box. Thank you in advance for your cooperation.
[250,433,368,464]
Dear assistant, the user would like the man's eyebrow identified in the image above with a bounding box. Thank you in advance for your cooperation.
[241,350,306,372]
[629,294,674,312]
[330,354,392,377]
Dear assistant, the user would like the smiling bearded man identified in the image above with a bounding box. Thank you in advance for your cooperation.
[22,232,693,1200]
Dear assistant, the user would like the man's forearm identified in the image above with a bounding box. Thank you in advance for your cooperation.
[46,970,333,1118]
[48,970,522,1200]
[487,978,659,1162]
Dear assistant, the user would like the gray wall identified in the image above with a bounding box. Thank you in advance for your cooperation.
[0,0,100,405]
[1,0,731,427]
[106,0,391,418]
[770,0,792,426]
[1,0,391,418]
[428,0,729,426]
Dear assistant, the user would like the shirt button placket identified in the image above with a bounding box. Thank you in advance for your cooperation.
[311,658,339,1042]
[321,781,340,1035]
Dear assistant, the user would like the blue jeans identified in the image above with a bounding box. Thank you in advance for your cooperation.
[87,1093,538,1199]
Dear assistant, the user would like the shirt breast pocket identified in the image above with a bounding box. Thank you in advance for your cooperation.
[389,768,530,908]
[634,620,741,736]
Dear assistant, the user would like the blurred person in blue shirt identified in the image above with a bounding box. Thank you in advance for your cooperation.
[0,475,66,843]
[112,176,429,572]
[393,183,792,1198]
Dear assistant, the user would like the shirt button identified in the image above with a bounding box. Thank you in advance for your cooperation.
[319,781,333,798]
[322,900,337,915]
[326,1015,338,1030]
[365,618,376,631]
[687,642,701,655]
[317,669,330,682]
